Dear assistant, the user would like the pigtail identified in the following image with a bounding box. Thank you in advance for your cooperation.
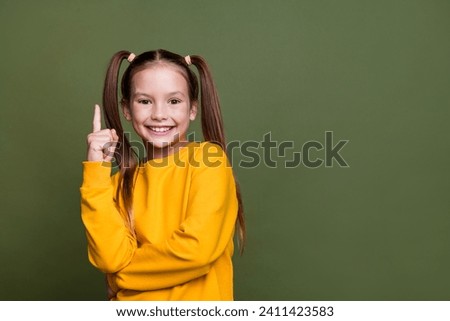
[189,56,226,150]
[102,50,138,234]
[190,56,246,254]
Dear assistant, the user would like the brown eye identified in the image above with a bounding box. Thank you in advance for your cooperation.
[169,99,181,105]
[138,99,151,105]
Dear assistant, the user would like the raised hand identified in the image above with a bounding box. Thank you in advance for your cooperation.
[86,104,119,162]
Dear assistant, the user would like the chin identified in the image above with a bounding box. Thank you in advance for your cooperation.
[146,140,173,149]
[147,137,184,149]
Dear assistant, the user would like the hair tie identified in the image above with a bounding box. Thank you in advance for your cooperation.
[184,55,192,66]
[127,53,136,63]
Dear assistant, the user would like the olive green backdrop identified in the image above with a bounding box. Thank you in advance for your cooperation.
[1,0,449,300]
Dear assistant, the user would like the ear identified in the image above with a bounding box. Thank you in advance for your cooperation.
[189,101,198,121]
[121,100,132,121]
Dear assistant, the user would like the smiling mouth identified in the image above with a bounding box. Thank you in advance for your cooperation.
[147,126,175,133]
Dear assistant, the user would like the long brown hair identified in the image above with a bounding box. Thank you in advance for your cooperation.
[101,49,246,253]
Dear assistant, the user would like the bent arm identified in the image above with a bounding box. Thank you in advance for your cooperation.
[80,161,137,273]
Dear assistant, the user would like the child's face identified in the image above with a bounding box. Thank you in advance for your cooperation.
[123,64,197,156]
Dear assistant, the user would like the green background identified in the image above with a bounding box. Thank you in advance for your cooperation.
[1,0,449,300]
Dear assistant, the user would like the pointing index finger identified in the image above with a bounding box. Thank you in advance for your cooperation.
[93,104,102,132]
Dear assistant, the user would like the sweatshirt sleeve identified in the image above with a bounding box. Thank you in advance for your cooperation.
[80,161,137,273]
[113,144,238,291]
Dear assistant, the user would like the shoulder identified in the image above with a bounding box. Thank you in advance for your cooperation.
[188,142,236,188]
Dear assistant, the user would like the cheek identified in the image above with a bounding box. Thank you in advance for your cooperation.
[172,107,192,122]
[130,107,148,122]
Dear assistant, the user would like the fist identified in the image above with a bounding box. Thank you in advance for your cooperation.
[86,104,119,162]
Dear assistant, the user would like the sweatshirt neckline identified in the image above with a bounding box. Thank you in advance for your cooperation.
[142,141,199,167]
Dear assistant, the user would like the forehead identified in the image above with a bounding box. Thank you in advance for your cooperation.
[131,63,189,94]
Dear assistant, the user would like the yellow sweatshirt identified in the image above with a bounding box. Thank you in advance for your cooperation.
[80,142,238,300]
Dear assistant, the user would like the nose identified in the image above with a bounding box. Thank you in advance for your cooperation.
[151,103,168,121]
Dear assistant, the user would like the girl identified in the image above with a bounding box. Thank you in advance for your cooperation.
[80,49,245,300]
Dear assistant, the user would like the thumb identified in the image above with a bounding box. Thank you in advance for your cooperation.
[104,129,119,162]
[111,129,119,142]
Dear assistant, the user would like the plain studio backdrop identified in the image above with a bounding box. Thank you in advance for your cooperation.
[0,0,449,300]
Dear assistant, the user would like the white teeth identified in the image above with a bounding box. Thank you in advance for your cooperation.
[149,127,171,132]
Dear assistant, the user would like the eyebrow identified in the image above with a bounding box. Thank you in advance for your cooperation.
[167,91,186,97]
[134,91,186,97]
[133,92,151,97]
